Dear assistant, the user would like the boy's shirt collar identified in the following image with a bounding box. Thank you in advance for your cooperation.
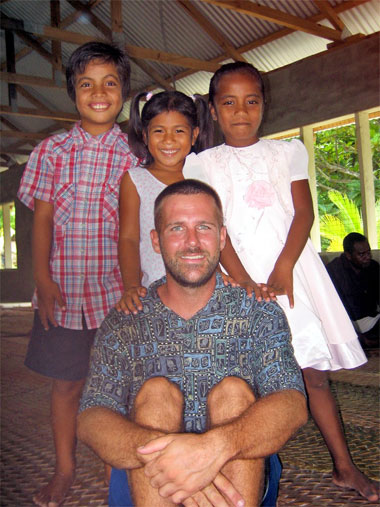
[72,122,123,147]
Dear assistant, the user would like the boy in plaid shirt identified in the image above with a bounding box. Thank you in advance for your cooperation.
[18,41,138,506]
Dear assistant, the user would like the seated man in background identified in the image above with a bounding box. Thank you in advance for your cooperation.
[77,179,307,506]
[327,232,379,348]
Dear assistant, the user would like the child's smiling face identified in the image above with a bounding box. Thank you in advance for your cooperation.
[144,111,199,173]
[75,59,123,136]
[210,71,264,148]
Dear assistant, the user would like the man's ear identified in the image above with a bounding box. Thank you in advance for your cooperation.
[220,226,227,251]
[151,229,161,254]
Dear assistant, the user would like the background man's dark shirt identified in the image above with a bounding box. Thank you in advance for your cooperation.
[327,255,379,321]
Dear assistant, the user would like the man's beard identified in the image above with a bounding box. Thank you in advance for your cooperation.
[161,246,220,288]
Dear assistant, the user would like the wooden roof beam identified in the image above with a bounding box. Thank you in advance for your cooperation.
[50,0,63,82]
[313,0,346,32]
[0,72,66,90]
[0,10,82,71]
[0,18,220,72]
[67,0,175,91]
[162,1,370,89]
[0,149,33,156]
[0,115,20,131]
[176,0,246,62]
[200,0,343,41]
[0,105,78,122]
[0,130,49,141]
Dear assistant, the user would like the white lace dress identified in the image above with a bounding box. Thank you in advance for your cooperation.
[184,139,367,371]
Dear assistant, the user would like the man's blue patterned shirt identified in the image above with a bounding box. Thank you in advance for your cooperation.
[80,273,305,432]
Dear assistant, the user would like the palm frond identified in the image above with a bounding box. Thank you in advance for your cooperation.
[327,190,363,232]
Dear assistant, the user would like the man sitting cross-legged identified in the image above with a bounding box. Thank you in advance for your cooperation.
[77,179,307,506]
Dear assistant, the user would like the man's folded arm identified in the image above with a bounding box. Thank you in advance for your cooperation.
[77,406,163,470]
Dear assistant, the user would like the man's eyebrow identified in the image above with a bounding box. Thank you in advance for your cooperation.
[165,220,217,227]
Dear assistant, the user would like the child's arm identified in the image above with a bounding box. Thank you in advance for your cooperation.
[33,198,66,330]
[220,234,278,302]
[116,172,146,314]
[267,179,314,308]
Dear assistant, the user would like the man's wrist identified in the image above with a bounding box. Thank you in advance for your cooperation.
[205,426,236,468]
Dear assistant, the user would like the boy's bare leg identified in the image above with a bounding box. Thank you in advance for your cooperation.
[33,378,85,507]
[207,377,264,507]
[129,377,184,507]
[303,368,378,502]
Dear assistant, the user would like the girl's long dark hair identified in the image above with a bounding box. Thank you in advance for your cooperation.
[128,91,213,166]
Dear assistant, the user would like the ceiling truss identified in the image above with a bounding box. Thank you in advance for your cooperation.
[0,0,371,163]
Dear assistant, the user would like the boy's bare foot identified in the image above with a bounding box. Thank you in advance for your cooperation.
[33,472,74,506]
[333,465,379,502]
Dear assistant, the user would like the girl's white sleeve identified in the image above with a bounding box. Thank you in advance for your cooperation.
[285,139,309,182]
[183,152,210,184]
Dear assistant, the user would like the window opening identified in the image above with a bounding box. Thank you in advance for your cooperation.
[0,202,17,269]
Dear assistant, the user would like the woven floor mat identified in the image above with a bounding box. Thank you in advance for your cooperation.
[278,467,380,506]
[1,335,379,506]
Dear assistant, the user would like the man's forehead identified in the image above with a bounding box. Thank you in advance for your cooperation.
[353,241,370,252]
[162,193,217,217]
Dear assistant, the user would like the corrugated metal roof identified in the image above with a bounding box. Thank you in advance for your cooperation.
[0,0,379,161]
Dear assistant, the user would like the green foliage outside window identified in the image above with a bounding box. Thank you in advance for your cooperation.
[315,118,380,251]
[0,202,17,269]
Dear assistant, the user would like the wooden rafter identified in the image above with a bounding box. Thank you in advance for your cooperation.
[0,72,66,90]
[50,0,63,81]
[0,131,49,140]
[199,0,343,41]
[110,0,123,35]
[0,115,19,131]
[0,0,373,146]
[0,105,77,122]
[0,149,32,156]
[176,0,246,63]
[67,0,175,91]
[162,0,368,90]
[0,19,220,72]
[0,10,82,71]
[313,0,346,32]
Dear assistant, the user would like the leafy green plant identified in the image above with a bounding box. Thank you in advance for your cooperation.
[319,190,380,251]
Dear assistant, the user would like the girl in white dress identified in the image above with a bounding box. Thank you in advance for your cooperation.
[184,62,377,502]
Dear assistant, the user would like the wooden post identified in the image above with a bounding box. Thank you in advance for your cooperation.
[300,125,321,251]
[50,0,63,84]
[355,110,377,247]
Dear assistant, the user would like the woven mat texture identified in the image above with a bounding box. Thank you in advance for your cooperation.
[1,331,379,506]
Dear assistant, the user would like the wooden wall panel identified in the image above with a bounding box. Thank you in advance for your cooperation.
[261,33,380,136]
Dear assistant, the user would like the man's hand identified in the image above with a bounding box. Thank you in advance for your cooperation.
[36,277,66,330]
[137,433,231,504]
[183,473,245,507]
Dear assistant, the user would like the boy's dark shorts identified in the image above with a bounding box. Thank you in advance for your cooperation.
[25,311,97,381]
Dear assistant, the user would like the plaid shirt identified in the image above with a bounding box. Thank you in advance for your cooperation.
[18,123,138,330]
